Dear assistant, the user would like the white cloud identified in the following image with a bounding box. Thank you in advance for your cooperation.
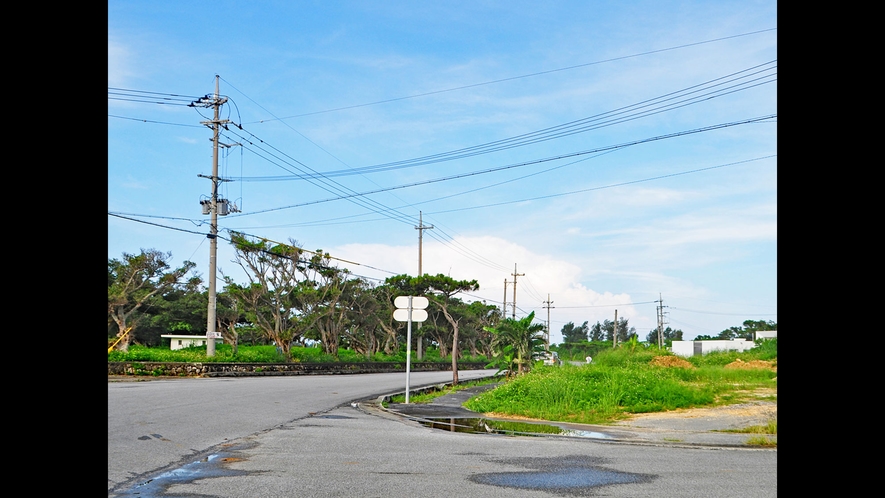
[108,37,133,87]
[329,235,652,344]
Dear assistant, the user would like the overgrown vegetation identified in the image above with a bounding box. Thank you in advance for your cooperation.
[108,343,489,364]
[746,435,777,447]
[463,340,776,425]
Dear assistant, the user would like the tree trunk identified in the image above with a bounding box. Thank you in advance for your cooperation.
[438,304,460,385]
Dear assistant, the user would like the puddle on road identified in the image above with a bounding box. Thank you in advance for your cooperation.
[473,467,642,489]
[418,417,613,439]
[119,451,249,497]
[468,455,654,495]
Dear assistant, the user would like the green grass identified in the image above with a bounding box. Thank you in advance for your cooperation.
[746,435,777,447]
[388,377,501,404]
[463,342,776,425]
[723,420,777,434]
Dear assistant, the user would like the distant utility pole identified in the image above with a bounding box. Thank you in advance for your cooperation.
[656,294,664,348]
[415,211,433,360]
[613,309,618,348]
[502,279,509,319]
[191,75,230,357]
[656,293,669,348]
[542,294,554,351]
[511,264,524,319]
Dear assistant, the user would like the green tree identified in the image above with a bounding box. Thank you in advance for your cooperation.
[717,326,743,340]
[108,249,196,351]
[461,301,500,358]
[589,322,605,342]
[741,320,777,340]
[645,326,683,347]
[138,277,206,347]
[227,234,329,361]
[485,311,547,376]
[415,274,479,385]
[561,321,589,343]
[599,317,635,344]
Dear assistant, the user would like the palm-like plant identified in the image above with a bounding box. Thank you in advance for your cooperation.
[484,311,547,375]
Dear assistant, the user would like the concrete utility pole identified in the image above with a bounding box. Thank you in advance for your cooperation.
[415,211,433,360]
[655,294,669,349]
[542,294,554,351]
[613,309,618,348]
[192,75,230,357]
[511,264,524,319]
[656,294,664,349]
[502,279,508,319]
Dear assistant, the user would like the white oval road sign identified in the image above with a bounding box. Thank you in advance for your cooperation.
[394,296,430,309]
[393,308,428,322]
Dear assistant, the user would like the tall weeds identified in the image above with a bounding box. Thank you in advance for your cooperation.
[464,343,776,425]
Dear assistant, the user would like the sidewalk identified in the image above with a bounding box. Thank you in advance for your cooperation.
[372,384,776,449]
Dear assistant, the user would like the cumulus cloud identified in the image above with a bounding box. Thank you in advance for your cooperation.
[329,235,645,344]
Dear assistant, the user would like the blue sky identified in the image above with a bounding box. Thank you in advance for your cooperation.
[108,1,777,343]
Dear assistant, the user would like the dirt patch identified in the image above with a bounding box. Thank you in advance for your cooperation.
[649,355,695,369]
[724,359,777,371]
[614,386,777,432]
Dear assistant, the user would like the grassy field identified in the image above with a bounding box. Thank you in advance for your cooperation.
[463,340,777,425]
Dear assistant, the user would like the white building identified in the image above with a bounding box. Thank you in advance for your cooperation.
[755,330,777,340]
[670,339,756,357]
[161,334,223,351]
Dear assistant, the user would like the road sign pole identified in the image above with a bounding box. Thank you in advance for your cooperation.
[405,296,412,404]
[393,296,428,404]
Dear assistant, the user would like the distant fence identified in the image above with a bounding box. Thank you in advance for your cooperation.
[108,361,491,378]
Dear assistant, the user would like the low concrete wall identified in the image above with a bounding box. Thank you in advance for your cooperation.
[108,361,491,378]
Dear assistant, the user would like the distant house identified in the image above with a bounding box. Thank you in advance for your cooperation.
[670,339,756,357]
[161,334,223,351]
[755,330,777,341]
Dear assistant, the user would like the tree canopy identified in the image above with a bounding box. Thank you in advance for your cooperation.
[108,249,196,351]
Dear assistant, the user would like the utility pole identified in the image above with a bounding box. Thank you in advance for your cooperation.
[656,294,664,349]
[511,264,524,319]
[191,75,229,357]
[502,279,508,320]
[415,211,433,360]
[656,294,669,349]
[542,294,554,351]
[613,309,618,348]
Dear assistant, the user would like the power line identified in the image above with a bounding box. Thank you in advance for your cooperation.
[226,117,775,218]
[108,212,399,280]
[239,61,776,180]
[218,124,420,228]
[109,153,774,237]
[426,153,776,216]
[248,28,776,123]
[670,307,777,316]
[107,114,203,128]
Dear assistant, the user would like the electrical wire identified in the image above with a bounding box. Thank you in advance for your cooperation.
[226,116,775,218]
[239,61,776,180]
[247,28,776,123]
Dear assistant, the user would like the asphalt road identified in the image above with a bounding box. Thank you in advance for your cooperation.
[108,370,494,494]
[109,372,776,497]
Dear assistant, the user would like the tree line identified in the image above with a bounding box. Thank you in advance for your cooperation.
[109,236,515,382]
[558,318,776,348]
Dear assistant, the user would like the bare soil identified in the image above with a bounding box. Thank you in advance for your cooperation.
[614,386,777,432]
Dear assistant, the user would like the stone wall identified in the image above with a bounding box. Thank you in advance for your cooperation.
[108,361,490,378]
